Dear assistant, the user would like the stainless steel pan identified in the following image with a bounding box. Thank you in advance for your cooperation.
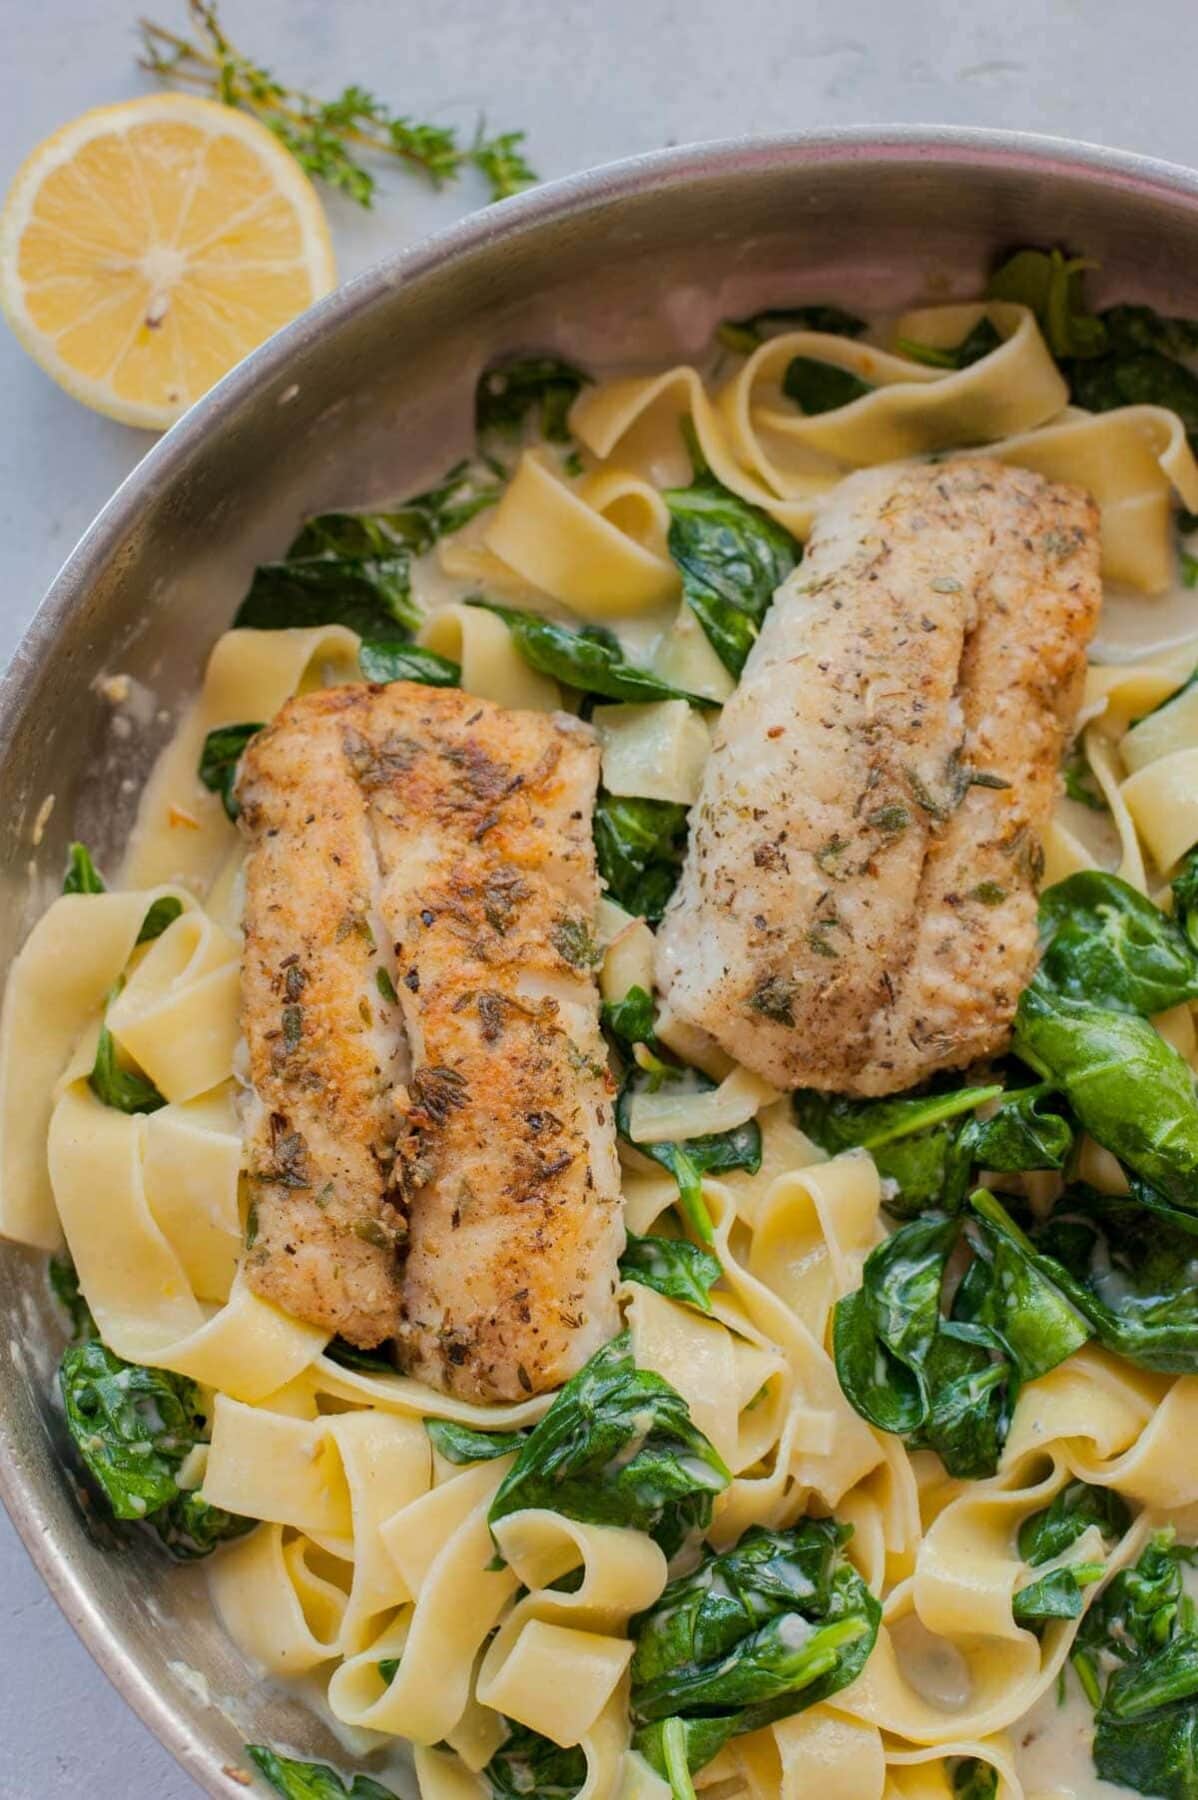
[3,127,1197,1796]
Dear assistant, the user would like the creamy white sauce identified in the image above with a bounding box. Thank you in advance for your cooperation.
[1013,1679,1128,1799]
[888,1613,973,1711]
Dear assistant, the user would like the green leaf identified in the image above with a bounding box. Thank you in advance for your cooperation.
[323,1336,394,1374]
[233,555,420,640]
[1028,867,1198,1022]
[716,305,866,355]
[89,1004,166,1117]
[895,316,1003,370]
[136,896,184,945]
[965,1190,1094,1380]
[476,355,591,446]
[664,469,799,678]
[1029,1185,1198,1372]
[425,1419,528,1464]
[63,842,105,894]
[1012,1562,1105,1627]
[630,1521,880,1779]
[600,984,659,1054]
[1101,304,1198,360]
[483,1723,587,1799]
[246,1746,400,1800]
[950,1760,999,1800]
[60,1341,249,1557]
[619,1232,722,1313]
[616,1068,762,1244]
[1013,980,1198,1213]
[469,601,704,703]
[488,1330,730,1557]
[782,358,873,414]
[986,246,1108,359]
[1095,1692,1198,1800]
[1173,847,1198,955]
[963,1085,1074,1176]
[199,723,263,823]
[793,1082,1003,1217]
[1018,1478,1131,1566]
[358,640,461,687]
[1062,741,1110,813]
[831,1214,958,1432]
[49,1253,97,1343]
[1072,351,1198,446]
[1183,550,1198,590]
[593,794,689,923]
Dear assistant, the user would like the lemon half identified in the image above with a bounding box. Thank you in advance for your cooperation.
[0,93,337,430]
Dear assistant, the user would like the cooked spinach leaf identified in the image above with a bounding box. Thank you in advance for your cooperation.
[593,793,688,923]
[488,1330,730,1557]
[1183,549,1198,590]
[1012,1479,1128,1628]
[1013,980,1198,1213]
[630,1521,880,1779]
[357,640,461,687]
[89,1002,166,1116]
[1069,1531,1198,1799]
[833,1195,1090,1480]
[782,357,873,414]
[616,1067,762,1244]
[619,1231,722,1313]
[600,983,659,1055]
[1071,350,1198,446]
[475,355,590,446]
[895,315,1003,370]
[1038,871,1198,1015]
[1102,305,1198,361]
[1027,1185,1198,1372]
[1063,740,1110,813]
[63,842,105,894]
[247,1746,399,1800]
[1173,848,1198,955]
[793,1082,1003,1217]
[484,1723,586,1799]
[324,1336,395,1374]
[425,1418,529,1464]
[716,305,867,356]
[233,555,421,640]
[664,459,799,678]
[136,896,183,945]
[950,1761,999,1800]
[986,246,1108,359]
[49,1253,97,1343]
[469,601,703,703]
[198,722,263,822]
[60,1340,252,1557]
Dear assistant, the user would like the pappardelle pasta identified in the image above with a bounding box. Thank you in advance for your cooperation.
[7,248,1198,1800]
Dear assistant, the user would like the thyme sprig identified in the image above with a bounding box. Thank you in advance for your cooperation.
[137,2,537,206]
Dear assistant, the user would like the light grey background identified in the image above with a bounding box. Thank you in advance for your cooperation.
[0,0,1193,1792]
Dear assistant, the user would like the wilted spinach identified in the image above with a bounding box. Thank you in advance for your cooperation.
[1068,1531,1198,1799]
[89,995,166,1116]
[234,551,421,640]
[782,357,873,414]
[63,842,105,894]
[895,316,1003,370]
[1037,871,1198,1015]
[1071,349,1198,448]
[1062,740,1109,813]
[1013,980,1198,1214]
[483,1724,586,1799]
[1012,1479,1129,1628]
[716,305,866,356]
[1173,848,1198,955]
[629,1521,880,1780]
[794,1079,1070,1219]
[1025,1185,1198,1373]
[593,793,688,922]
[357,640,461,687]
[425,1418,529,1464]
[985,246,1108,359]
[475,355,590,447]
[488,1330,730,1557]
[619,1231,722,1313]
[600,983,659,1055]
[246,1746,399,1800]
[616,1066,762,1244]
[60,1340,252,1557]
[49,1254,97,1343]
[665,451,799,677]
[469,600,703,704]
[950,1762,999,1800]
[198,722,263,822]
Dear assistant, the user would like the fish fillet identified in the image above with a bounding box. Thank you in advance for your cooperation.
[237,682,622,1397]
[655,458,1101,1096]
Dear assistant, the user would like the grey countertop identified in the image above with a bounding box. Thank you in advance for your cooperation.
[1,0,1194,1792]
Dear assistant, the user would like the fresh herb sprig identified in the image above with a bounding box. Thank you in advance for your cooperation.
[138,1,536,206]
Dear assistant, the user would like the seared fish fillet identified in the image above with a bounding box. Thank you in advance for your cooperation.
[655,459,1100,1096]
[238,689,408,1347]
[237,683,622,1397]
